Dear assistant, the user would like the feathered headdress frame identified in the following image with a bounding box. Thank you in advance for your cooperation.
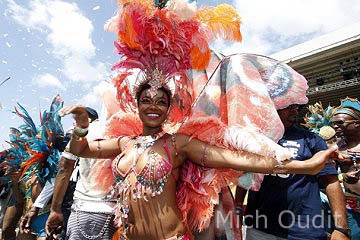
[334,96,360,120]
[302,102,337,134]
[105,0,242,124]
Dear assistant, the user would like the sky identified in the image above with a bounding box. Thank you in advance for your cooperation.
[1,0,360,149]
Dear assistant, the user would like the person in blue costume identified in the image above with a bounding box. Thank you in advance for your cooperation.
[0,95,68,240]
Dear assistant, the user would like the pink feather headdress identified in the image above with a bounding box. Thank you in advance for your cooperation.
[106,0,242,123]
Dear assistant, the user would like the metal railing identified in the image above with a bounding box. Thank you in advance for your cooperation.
[307,78,360,95]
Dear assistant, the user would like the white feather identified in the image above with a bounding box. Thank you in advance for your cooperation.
[166,0,197,20]
[224,125,293,164]
[104,13,120,33]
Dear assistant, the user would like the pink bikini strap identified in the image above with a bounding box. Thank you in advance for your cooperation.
[122,136,133,150]
[163,135,173,165]
[171,135,178,156]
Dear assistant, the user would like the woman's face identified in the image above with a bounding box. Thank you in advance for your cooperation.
[138,88,170,128]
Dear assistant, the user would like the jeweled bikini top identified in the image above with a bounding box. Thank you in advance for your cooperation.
[112,132,174,193]
[111,133,177,234]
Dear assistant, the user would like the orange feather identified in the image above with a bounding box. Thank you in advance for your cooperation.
[195,4,242,42]
[112,228,122,240]
[118,12,142,50]
[190,46,211,71]
[189,32,211,70]
[19,144,49,179]
[117,0,154,9]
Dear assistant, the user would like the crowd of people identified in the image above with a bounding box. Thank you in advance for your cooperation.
[0,0,359,240]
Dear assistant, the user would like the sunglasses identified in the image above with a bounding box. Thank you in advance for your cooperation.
[330,120,359,126]
[287,104,303,110]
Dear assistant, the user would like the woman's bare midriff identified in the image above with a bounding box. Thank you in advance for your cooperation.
[126,174,186,240]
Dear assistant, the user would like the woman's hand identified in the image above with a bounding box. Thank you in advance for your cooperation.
[302,146,338,175]
[59,105,89,128]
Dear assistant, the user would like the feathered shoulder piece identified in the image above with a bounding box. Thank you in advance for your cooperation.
[105,0,242,124]
[302,102,337,134]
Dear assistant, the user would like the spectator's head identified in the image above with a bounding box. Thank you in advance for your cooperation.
[332,97,360,139]
[277,104,304,128]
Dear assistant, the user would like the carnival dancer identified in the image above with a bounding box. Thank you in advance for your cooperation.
[18,107,100,240]
[51,1,339,239]
[58,85,338,240]
[0,95,68,240]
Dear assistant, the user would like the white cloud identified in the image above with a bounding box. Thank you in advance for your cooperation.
[62,57,108,82]
[80,91,100,107]
[77,81,122,121]
[79,81,115,107]
[212,0,360,55]
[6,0,109,83]
[33,73,65,89]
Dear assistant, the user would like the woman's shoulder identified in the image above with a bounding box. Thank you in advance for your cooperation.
[118,135,135,151]
[173,133,191,143]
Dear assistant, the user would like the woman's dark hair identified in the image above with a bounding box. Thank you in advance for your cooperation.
[136,83,171,107]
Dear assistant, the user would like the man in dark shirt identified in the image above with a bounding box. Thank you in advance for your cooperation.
[244,104,349,240]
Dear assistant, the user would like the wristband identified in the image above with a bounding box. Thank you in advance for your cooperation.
[73,126,89,137]
[61,151,79,161]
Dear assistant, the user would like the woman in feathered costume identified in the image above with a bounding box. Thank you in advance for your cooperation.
[58,1,337,239]
[0,95,68,239]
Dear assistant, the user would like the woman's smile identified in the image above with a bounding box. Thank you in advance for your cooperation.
[137,86,171,133]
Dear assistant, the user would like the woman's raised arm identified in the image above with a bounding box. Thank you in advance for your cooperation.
[59,105,123,159]
[69,137,122,159]
[179,134,337,175]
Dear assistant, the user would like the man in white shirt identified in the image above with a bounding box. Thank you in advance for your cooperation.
[45,106,117,240]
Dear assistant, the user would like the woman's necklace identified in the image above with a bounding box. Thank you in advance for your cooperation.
[134,131,165,156]
[131,131,166,171]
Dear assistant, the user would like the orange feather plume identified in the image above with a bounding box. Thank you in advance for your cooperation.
[118,12,142,50]
[116,0,155,9]
[190,45,211,71]
[195,4,242,42]
[19,144,49,180]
